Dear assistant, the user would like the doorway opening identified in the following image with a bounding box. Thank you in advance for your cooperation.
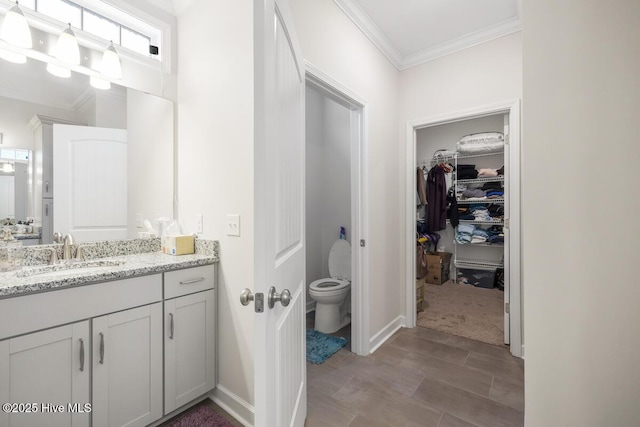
[304,64,368,357]
[404,102,522,357]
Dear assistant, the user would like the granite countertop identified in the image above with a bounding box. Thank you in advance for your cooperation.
[14,233,41,240]
[0,238,219,299]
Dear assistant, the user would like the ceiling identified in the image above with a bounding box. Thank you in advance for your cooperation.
[333,0,521,70]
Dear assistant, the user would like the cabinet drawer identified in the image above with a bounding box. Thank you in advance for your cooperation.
[164,265,215,299]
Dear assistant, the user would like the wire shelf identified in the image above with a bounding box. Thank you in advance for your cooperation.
[457,198,505,204]
[454,242,504,248]
[455,258,503,269]
[455,176,504,185]
[457,219,504,225]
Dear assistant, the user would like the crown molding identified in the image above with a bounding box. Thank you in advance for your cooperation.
[332,0,403,67]
[136,0,176,16]
[333,0,521,71]
[399,17,522,70]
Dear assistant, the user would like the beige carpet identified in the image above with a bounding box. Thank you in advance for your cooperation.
[417,280,506,347]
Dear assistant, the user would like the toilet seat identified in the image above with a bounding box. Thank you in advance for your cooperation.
[309,278,349,292]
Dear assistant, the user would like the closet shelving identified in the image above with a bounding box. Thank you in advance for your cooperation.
[453,150,505,272]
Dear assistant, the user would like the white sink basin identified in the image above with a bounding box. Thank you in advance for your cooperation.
[18,260,125,278]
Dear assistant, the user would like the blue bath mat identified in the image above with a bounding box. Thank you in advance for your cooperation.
[306,328,347,364]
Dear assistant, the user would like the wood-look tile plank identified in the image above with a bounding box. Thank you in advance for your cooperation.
[489,376,525,412]
[361,392,443,427]
[412,378,524,427]
[465,352,524,383]
[401,326,452,344]
[346,414,395,427]
[438,413,481,427]
[398,351,493,397]
[305,390,359,427]
[332,376,390,413]
[389,332,469,365]
[446,335,521,365]
[307,365,355,397]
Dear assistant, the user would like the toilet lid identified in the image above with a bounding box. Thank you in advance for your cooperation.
[310,279,350,292]
[328,239,351,280]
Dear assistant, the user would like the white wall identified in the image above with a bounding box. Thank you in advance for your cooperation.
[175,0,255,417]
[523,1,640,425]
[290,0,402,342]
[399,32,522,334]
[127,89,173,238]
[305,85,351,301]
[0,96,77,150]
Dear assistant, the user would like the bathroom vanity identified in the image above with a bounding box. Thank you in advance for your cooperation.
[0,239,219,427]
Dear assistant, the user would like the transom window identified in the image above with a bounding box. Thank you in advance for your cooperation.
[0,148,29,163]
[15,0,160,58]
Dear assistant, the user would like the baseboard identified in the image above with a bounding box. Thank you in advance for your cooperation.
[209,384,254,427]
[306,301,316,313]
[369,315,406,354]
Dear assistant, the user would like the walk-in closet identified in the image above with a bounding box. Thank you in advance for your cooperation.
[415,112,517,348]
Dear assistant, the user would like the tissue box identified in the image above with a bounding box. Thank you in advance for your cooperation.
[161,235,195,255]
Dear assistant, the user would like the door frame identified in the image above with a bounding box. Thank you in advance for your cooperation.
[404,100,523,358]
[305,62,370,356]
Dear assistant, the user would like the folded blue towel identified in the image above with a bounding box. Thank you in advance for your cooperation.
[457,224,476,235]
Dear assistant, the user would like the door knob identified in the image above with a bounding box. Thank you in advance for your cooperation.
[268,286,291,309]
[240,288,254,306]
[240,288,264,313]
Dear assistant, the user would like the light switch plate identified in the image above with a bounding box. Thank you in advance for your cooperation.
[226,214,240,237]
[136,213,143,228]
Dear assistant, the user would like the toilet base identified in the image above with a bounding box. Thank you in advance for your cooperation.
[314,303,350,334]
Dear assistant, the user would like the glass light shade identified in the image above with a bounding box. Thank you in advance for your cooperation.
[90,75,110,90]
[0,4,32,49]
[100,41,121,79]
[2,162,14,173]
[46,63,71,78]
[55,24,80,65]
[0,48,26,64]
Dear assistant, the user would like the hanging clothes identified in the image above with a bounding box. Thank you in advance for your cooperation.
[416,167,427,206]
[426,165,447,232]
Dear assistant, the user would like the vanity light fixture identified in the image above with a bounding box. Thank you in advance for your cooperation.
[100,41,121,79]
[0,1,32,49]
[1,162,14,173]
[46,63,71,78]
[53,23,80,65]
[0,1,32,64]
[89,75,110,90]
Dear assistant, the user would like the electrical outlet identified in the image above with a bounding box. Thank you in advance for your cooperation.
[226,214,240,237]
[136,213,143,228]
[195,214,203,234]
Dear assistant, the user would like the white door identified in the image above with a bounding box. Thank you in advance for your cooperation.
[53,125,127,243]
[92,304,162,427]
[0,321,90,427]
[254,0,306,426]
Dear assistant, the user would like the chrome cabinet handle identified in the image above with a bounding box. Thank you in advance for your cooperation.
[268,286,291,309]
[179,277,205,285]
[169,313,174,339]
[99,333,105,364]
[45,181,49,193]
[79,338,85,372]
[45,204,48,216]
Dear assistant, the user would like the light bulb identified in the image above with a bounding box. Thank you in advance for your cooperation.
[46,63,71,78]
[54,23,80,65]
[0,48,26,64]
[0,2,32,49]
[100,41,121,79]
[90,75,111,90]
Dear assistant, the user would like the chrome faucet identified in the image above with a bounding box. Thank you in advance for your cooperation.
[62,234,76,260]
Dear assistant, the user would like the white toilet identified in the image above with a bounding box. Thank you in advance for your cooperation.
[309,239,351,334]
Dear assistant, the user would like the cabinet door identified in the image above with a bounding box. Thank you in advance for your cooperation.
[41,199,53,245]
[0,321,90,427]
[92,303,162,427]
[164,289,216,414]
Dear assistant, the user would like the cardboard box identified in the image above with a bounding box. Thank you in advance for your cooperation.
[425,252,451,285]
[161,235,195,255]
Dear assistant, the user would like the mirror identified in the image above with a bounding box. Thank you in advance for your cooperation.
[0,58,174,244]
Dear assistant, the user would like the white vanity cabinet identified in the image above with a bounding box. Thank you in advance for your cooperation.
[0,322,91,427]
[163,265,216,414]
[92,304,163,427]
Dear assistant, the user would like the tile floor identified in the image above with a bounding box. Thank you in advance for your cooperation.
[305,326,524,427]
